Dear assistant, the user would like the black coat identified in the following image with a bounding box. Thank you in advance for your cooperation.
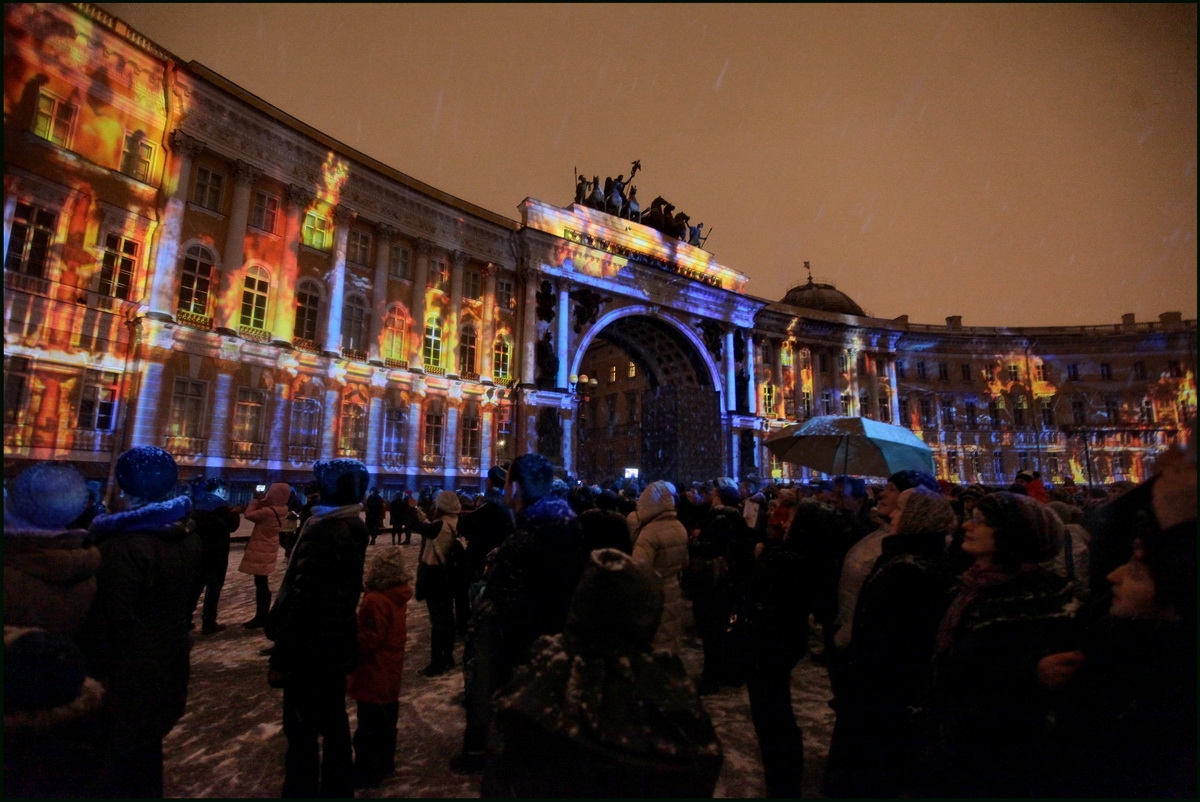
[457,495,515,583]
[267,505,368,676]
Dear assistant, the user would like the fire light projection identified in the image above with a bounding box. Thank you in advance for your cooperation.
[521,199,748,293]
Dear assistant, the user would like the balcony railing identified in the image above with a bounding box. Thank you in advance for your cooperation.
[288,444,318,463]
[4,271,51,296]
[336,446,365,460]
[424,364,446,376]
[230,440,265,460]
[383,357,409,369]
[342,347,368,362]
[69,428,116,453]
[292,337,320,354]
[177,309,213,330]
[421,453,445,470]
[461,370,480,381]
[164,435,207,457]
[460,455,481,473]
[381,450,408,467]
[4,422,32,449]
[239,325,271,343]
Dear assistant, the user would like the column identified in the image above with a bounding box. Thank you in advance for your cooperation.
[447,251,466,376]
[267,381,289,462]
[868,354,882,420]
[147,131,204,321]
[409,239,430,368]
[367,223,395,363]
[520,268,539,387]
[406,397,423,477]
[888,360,902,424]
[480,264,497,379]
[750,333,765,417]
[792,342,805,419]
[563,415,575,477]
[847,348,861,417]
[128,360,166,447]
[444,404,459,480]
[724,328,737,412]
[482,407,495,467]
[829,348,843,415]
[771,338,785,418]
[810,348,824,416]
[270,185,312,347]
[556,281,570,390]
[213,160,259,334]
[366,391,384,471]
[322,386,340,457]
[207,372,235,464]
[322,207,355,357]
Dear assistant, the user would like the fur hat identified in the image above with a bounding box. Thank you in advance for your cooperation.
[313,459,368,505]
[115,446,178,502]
[434,489,461,515]
[364,546,413,591]
[976,491,1062,567]
[895,487,958,540]
[487,465,508,488]
[5,462,90,532]
[563,548,663,655]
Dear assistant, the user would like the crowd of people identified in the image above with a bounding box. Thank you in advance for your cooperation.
[3,437,1195,797]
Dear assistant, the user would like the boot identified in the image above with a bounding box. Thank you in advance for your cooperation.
[420,631,452,676]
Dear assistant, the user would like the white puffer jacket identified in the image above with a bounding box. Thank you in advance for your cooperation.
[631,481,690,653]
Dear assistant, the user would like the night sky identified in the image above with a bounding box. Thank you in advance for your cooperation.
[99,3,1196,328]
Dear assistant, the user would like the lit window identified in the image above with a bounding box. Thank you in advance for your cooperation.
[383,310,407,362]
[192,165,224,212]
[460,400,481,459]
[339,402,367,455]
[239,265,270,330]
[459,325,477,374]
[988,398,1002,428]
[289,396,321,448]
[464,269,482,300]
[763,383,776,413]
[496,279,514,310]
[609,365,617,383]
[389,244,412,279]
[423,316,443,369]
[428,258,449,290]
[493,336,512,380]
[383,406,407,454]
[1066,363,1079,381]
[348,229,371,265]
[33,91,76,147]
[342,295,368,354]
[97,233,138,300]
[302,211,330,250]
[120,131,153,182]
[169,378,206,438]
[424,398,444,456]
[1034,363,1046,382]
[628,361,637,379]
[77,370,118,431]
[4,356,31,426]
[251,191,279,233]
[232,388,266,445]
[5,201,58,277]
[1007,364,1020,382]
[782,346,793,368]
[293,280,321,343]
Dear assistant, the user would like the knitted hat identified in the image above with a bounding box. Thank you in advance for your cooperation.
[976,491,1062,566]
[434,489,461,515]
[115,446,178,502]
[5,462,89,532]
[487,464,508,488]
[895,487,958,540]
[563,548,663,655]
[364,546,413,591]
[313,458,368,505]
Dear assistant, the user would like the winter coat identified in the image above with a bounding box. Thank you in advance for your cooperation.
[579,507,632,554]
[266,504,368,676]
[631,496,689,652]
[237,482,292,576]
[79,496,202,740]
[926,565,1082,797]
[457,495,515,583]
[4,532,101,635]
[346,583,413,704]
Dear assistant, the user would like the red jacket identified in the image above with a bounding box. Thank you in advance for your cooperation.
[346,583,412,704]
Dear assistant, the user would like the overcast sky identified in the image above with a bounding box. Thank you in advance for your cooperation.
[100,3,1196,328]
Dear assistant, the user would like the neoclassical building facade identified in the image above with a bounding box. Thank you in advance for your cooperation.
[4,3,1195,503]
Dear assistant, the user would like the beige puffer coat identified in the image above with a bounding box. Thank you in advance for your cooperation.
[237,482,291,576]
[631,481,689,653]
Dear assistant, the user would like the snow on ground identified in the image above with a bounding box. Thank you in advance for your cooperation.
[164,535,833,798]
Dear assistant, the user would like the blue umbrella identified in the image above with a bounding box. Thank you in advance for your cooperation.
[765,415,935,477]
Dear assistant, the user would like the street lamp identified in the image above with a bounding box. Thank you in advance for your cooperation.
[570,374,599,476]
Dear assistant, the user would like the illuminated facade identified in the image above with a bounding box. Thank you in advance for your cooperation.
[4,4,1195,501]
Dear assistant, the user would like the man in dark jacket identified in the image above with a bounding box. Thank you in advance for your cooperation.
[188,478,240,635]
[364,487,386,545]
[80,446,202,798]
[266,458,369,798]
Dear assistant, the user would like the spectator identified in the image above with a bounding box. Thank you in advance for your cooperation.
[630,480,690,653]
[406,490,463,677]
[364,488,386,546]
[237,482,292,629]
[188,478,240,635]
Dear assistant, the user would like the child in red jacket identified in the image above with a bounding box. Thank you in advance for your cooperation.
[347,547,413,789]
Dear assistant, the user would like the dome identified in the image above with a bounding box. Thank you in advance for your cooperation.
[780,279,866,316]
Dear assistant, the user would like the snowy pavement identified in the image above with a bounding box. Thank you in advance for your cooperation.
[164,537,834,798]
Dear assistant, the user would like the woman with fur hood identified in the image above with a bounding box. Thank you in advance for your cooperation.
[631,481,689,653]
[347,547,414,789]
[238,482,292,629]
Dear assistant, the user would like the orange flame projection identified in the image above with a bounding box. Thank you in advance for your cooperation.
[317,152,350,207]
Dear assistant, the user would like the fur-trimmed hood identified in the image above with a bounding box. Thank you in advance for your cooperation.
[88,496,192,541]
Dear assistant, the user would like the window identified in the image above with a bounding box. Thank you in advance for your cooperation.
[1066,363,1079,381]
[1018,452,1031,472]
[424,398,444,456]
[33,91,76,147]
[389,244,412,280]
[342,296,368,354]
[1041,398,1055,427]
[4,357,31,425]
[239,265,270,330]
[1104,396,1120,423]
[461,400,481,459]
[992,451,1004,480]
[169,378,206,438]
[875,357,886,376]
[895,361,906,380]
[609,365,617,383]
[493,336,512,380]
[348,229,371,265]
[302,210,330,249]
[941,397,956,428]
[251,191,279,233]
[838,353,849,373]
[97,233,138,300]
[878,390,890,423]
[919,397,934,426]
[628,360,637,379]
[289,396,321,448]
[232,388,266,445]
[5,201,57,277]
[1013,396,1027,427]
[192,165,224,212]
[938,362,950,381]
[119,131,154,182]
[1034,363,1046,382]
[339,403,367,455]
[77,370,118,430]
[782,346,793,368]
[496,278,514,309]
[178,245,216,317]
[841,395,853,416]
[1007,364,1020,382]
[383,310,407,363]
[800,390,813,418]
[961,362,973,383]
[1139,398,1155,424]
[422,316,443,369]
[857,354,867,375]
[625,390,639,425]
[1071,397,1087,426]
[762,383,776,414]
[459,324,477,374]
[464,268,482,300]
[1133,361,1146,380]
[294,280,321,343]
[916,361,927,380]
[860,392,871,419]
[428,258,449,290]
[821,391,833,416]
[382,406,407,456]
[965,400,978,427]
[988,398,1002,428]
[1099,363,1112,381]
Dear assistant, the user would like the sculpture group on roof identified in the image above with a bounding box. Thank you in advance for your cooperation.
[574,161,708,249]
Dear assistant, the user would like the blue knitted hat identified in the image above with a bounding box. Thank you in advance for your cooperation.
[115,446,178,502]
[6,462,90,531]
[313,459,369,505]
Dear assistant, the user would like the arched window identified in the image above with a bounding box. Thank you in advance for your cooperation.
[493,334,512,381]
[383,308,407,364]
[459,323,477,375]
[341,294,368,355]
[423,315,443,370]
[239,265,270,330]
[294,279,321,344]
[177,244,216,318]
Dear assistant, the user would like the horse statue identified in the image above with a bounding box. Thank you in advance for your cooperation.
[587,175,605,210]
[625,186,641,222]
[670,211,690,240]
[607,174,626,217]
[642,195,668,230]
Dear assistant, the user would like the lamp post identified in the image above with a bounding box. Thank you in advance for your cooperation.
[569,373,599,479]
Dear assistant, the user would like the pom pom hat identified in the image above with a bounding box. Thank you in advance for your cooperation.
[6,462,89,531]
